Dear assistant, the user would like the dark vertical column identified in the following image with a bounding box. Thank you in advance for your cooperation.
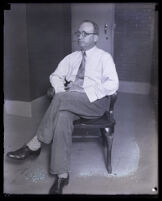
[26,3,71,100]
[4,4,31,101]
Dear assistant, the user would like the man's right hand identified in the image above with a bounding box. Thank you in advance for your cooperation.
[65,82,73,91]
[64,78,72,91]
[47,87,55,99]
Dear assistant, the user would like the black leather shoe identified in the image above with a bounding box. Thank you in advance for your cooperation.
[6,145,41,160]
[49,174,69,194]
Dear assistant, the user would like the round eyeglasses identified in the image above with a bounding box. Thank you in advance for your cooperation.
[74,31,97,38]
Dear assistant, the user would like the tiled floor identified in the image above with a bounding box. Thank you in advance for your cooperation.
[3,92,158,195]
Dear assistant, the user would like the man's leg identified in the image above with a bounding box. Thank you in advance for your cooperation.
[48,110,79,194]
[50,91,109,175]
[26,92,64,150]
[59,91,109,119]
[49,111,79,175]
[48,92,109,194]
[36,92,67,144]
[6,92,67,159]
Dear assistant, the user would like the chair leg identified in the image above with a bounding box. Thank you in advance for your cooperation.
[100,128,106,146]
[102,127,114,174]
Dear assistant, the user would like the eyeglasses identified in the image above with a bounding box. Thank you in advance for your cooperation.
[74,31,97,38]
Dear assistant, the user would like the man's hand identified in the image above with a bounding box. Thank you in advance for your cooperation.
[64,81,73,91]
[64,78,72,91]
[47,87,55,99]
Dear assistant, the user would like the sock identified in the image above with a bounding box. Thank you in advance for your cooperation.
[58,173,68,178]
[27,136,41,151]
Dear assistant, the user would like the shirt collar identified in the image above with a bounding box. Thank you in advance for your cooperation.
[81,46,97,57]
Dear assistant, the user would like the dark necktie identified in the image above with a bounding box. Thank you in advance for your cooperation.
[74,50,86,85]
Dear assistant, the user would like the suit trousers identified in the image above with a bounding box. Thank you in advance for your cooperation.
[36,91,109,175]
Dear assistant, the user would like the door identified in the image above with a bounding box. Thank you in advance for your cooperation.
[71,3,115,56]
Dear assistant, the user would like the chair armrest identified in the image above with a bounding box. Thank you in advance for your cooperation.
[109,92,118,110]
[47,87,55,99]
[109,92,118,120]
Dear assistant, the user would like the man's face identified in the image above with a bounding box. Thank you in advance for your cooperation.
[77,22,98,50]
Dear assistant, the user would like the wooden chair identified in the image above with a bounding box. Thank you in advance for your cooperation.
[47,86,117,174]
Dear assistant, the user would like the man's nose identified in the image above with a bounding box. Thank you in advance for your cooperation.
[78,33,84,40]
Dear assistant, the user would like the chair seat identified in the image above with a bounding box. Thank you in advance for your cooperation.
[74,112,115,128]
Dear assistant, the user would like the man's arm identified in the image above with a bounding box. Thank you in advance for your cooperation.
[95,53,119,98]
[49,55,70,93]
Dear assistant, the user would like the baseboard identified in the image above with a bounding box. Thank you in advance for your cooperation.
[4,100,32,117]
[150,85,158,104]
[119,81,150,94]
[4,95,50,117]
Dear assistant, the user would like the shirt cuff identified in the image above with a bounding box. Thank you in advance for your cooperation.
[54,86,66,94]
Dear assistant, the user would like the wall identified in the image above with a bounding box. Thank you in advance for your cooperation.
[114,4,155,88]
[4,3,157,116]
[26,3,71,100]
[70,3,156,95]
[4,3,71,102]
[4,4,31,101]
[71,3,115,55]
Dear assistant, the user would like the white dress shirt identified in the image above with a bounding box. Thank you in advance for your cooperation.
[49,46,119,102]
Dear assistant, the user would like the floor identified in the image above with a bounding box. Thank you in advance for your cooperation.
[3,92,158,195]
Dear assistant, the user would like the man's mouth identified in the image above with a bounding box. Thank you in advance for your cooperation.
[78,40,84,44]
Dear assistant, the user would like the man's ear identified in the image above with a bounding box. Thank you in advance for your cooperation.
[94,35,98,43]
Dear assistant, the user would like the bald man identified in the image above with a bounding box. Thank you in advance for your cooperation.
[7,20,119,194]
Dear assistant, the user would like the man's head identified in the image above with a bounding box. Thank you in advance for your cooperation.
[76,20,99,51]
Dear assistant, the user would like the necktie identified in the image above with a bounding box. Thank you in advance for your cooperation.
[74,50,86,85]
[69,51,86,92]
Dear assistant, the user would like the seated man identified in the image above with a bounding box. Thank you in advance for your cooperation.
[7,20,119,194]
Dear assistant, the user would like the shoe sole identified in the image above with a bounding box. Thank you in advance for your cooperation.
[6,151,40,160]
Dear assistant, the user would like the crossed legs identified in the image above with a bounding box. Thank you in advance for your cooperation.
[7,91,109,193]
